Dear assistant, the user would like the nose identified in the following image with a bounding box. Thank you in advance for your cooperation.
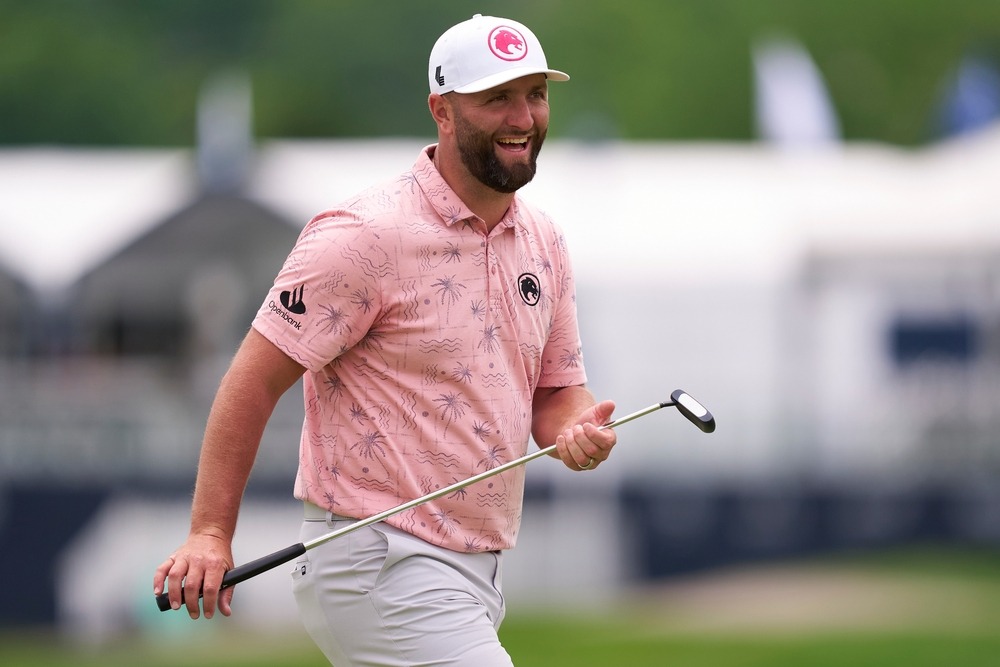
[506,96,535,130]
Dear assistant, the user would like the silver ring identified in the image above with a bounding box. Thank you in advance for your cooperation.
[580,457,595,470]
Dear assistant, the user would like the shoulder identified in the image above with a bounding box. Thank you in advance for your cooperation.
[303,171,417,237]
[514,197,568,245]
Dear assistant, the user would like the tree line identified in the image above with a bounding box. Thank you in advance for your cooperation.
[2,0,999,147]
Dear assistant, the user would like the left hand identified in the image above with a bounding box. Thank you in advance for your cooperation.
[553,400,617,471]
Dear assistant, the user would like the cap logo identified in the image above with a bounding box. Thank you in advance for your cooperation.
[488,25,527,62]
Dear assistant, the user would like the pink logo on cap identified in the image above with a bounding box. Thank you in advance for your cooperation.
[488,25,527,62]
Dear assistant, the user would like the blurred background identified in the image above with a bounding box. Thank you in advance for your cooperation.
[3,0,1000,664]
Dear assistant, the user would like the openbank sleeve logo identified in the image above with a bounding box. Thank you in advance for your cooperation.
[280,285,307,315]
[489,25,527,62]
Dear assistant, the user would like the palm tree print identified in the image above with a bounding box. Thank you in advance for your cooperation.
[434,391,470,430]
[472,420,492,442]
[442,242,462,263]
[316,303,352,337]
[399,172,418,194]
[350,287,374,313]
[536,257,553,274]
[442,205,463,225]
[348,402,369,424]
[323,374,345,401]
[479,323,501,354]
[432,508,461,535]
[478,444,505,470]
[559,347,582,370]
[314,457,341,482]
[451,363,473,384]
[432,275,465,306]
[350,431,387,460]
[470,300,486,321]
[357,329,389,368]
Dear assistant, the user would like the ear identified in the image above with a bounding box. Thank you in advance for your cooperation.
[428,93,453,133]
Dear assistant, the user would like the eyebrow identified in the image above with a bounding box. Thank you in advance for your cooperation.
[485,82,548,97]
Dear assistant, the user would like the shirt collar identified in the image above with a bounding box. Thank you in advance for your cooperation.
[413,145,521,233]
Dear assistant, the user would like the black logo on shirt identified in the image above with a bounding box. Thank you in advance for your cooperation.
[518,273,540,306]
[280,285,307,315]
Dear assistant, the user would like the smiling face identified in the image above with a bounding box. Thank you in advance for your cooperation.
[445,74,550,193]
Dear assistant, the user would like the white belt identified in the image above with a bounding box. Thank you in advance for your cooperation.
[303,501,354,522]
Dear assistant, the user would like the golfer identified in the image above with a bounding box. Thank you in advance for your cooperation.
[154,14,617,665]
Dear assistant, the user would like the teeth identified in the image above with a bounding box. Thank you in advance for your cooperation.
[498,138,527,145]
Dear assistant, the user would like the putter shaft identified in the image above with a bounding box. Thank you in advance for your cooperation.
[155,393,713,612]
[304,399,671,551]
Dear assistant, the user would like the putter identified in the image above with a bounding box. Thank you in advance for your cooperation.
[156,389,714,611]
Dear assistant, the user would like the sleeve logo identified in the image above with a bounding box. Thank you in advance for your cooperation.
[280,285,307,315]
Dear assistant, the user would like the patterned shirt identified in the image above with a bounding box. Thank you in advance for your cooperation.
[252,145,587,552]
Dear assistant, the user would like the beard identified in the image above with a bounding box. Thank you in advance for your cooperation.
[453,109,546,194]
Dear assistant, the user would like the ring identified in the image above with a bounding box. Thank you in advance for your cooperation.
[580,457,595,470]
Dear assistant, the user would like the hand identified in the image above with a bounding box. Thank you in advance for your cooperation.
[554,399,617,471]
[153,533,234,619]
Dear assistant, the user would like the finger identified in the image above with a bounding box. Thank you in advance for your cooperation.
[593,399,616,427]
[584,422,617,451]
[566,425,598,469]
[201,560,226,620]
[201,584,218,619]
[556,428,597,471]
[201,550,234,619]
[152,556,175,595]
[165,557,190,612]
[218,585,235,617]
[555,433,581,471]
[182,556,205,619]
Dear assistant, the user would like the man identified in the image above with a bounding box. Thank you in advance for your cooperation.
[154,14,617,665]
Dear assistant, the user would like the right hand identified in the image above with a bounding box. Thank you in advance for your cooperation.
[153,533,234,619]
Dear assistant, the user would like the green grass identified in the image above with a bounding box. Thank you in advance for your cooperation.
[5,624,1000,667]
[3,546,999,666]
[501,618,1000,667]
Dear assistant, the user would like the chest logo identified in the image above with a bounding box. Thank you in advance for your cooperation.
[517,273,540,306]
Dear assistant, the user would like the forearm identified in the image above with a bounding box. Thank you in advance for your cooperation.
[188,328,304,541]
[531,384,597,447]
[188,369,275,541]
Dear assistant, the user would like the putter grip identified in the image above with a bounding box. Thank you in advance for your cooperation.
[155,542,307,612]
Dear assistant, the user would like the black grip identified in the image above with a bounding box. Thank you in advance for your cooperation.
[156,542,307,612]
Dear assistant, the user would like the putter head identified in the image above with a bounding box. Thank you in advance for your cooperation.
[670,389,716,433]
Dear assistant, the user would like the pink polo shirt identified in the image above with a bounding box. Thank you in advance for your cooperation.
[252,145,587,552]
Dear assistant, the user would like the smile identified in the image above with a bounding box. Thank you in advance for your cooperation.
[497,136,529,153]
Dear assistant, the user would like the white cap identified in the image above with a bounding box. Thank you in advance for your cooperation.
[428,14,570,94]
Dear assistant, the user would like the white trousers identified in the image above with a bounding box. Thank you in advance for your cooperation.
[292,510,514,667]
